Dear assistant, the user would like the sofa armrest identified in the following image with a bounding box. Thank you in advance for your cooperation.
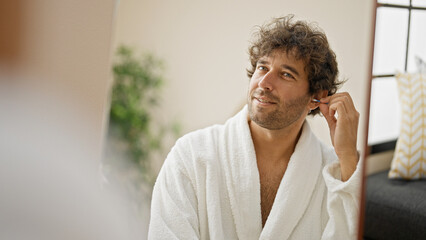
[366,150,393,176]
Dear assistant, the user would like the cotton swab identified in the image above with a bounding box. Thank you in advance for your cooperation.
[312,98,328,104]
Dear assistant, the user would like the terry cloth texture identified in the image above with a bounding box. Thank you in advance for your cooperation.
[149,106,362,240]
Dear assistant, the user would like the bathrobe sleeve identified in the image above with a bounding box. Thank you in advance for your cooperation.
[148,139,200,240]
[321,155,362,240]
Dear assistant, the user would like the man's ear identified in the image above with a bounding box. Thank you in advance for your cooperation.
[317,90,328,100]
[309,90,329,110]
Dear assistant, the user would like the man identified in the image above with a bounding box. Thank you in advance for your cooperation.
[148,16,361,240]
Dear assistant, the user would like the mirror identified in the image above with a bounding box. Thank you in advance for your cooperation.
[109,0,376,239]
[363,1,426,240]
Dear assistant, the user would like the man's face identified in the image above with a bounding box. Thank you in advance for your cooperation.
[247,49,311,130]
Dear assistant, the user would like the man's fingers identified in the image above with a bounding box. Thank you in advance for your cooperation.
[319,102,336,127]
[321,92,357,114]
[329,100,348,118]
[318,92,360,130]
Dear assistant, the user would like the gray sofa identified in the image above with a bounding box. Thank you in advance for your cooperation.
[363,170,426,240]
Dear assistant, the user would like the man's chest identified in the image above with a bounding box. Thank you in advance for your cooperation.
[257,160,288,226]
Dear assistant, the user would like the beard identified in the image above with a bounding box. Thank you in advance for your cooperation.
[248,89,311,130]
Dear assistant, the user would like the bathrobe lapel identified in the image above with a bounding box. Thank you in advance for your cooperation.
[260,122,323,239]
[220,106,263,240]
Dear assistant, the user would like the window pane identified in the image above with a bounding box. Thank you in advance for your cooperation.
[378,0,409,5]
[412,0,426,7]
[373,7,409,75]
[368,77,401,145]
[407,10,426,72]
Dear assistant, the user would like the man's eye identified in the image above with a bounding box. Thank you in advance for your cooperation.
[257,66,267,71]
[282,72,294,79]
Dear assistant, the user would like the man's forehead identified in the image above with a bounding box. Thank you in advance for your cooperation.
[265,48,299,59]
[258,48,306,66]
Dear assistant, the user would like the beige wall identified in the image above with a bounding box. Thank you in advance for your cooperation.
[114,0,374,154]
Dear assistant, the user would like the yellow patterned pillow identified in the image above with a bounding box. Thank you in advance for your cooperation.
[389,73,426,179]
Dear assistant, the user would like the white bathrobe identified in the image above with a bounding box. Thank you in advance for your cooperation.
[148,106,361,240]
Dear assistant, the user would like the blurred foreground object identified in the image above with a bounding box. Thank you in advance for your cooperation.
[0,0,145,239]
[0,145,140,240]
[0,84,143,240]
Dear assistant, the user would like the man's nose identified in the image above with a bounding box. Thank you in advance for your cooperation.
[258,72,275,91]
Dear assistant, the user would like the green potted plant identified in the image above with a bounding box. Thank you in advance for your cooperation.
[106,45,180,187]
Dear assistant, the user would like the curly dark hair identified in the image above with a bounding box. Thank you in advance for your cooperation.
[247,15,344,116]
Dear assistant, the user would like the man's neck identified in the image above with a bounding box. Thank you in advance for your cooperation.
[248,118,305,165]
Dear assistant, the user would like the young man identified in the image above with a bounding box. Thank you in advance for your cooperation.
[148,16,361,240]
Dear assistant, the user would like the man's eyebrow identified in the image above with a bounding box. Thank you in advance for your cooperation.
[281,64,300,77]
[256,60,269,65]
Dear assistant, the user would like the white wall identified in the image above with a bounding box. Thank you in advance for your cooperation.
[113,0,374,162]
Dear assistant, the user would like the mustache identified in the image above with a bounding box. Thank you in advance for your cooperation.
[251,89,280,102]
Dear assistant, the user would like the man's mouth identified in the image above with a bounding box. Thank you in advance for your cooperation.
[251,89,279,106]
[254,97,276,105]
